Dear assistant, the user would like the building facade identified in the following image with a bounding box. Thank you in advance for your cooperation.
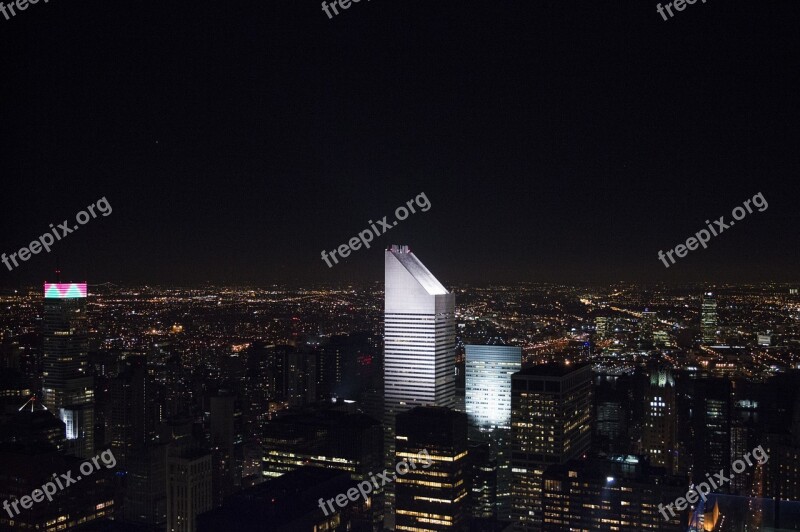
[510,363,592,530]
[41,282,94,459]
[384,245,456,524]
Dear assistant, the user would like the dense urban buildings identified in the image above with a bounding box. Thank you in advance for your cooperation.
[1,281,799,530]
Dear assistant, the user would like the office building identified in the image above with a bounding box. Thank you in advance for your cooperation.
[261,404,384,528]
[595,316,609,340]
[167,449,213,532]
[41,282,95,459]
[510,363,592,530]
[209,390,243,506]
[198,466,373,532]
[541,456,685,531]
[123,443,169,527]
[110,356,156,467]
[640,310,657,344]
[593,374,630,455]
[0,444,115,530]
[465,343,521,431]
[642,369,678,474]
[691,378,731,489]
[701,292,718,345]
[395,407,469,531]
[384,245,456,522]
[469,443,497,520]
[0,404,65,450]
[758,333,774,347]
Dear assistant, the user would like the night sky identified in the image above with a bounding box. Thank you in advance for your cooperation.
[1,0,798,286]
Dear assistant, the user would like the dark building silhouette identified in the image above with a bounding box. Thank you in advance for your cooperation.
[208,389,243,507]
[541,456,685,531]
[261,402,384,528]
[0,443,115,530]
[469,443,497,521]
[197,466,373,532]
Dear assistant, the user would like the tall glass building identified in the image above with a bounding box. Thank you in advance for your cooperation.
[510,363,592,531]
[701,292,718,344]
[42,282,94,459]
[465,344,521,430]
[384,245,456,525]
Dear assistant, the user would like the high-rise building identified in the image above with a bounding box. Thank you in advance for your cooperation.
[395,407,469,531]
[595,316,609,340]
[209,390,243,507]
[640,311,657,344]
[593,374,630,455]
[197,466,374,532]
[110,356,154,467]
[541,456,685,531]
[166,450,213,532]
[0,444,115,530]
[642,369,678,474]
[701,292,718,345]
[465,344,521,431]
[510,363,592,531]
[687,379,732,491]
[261,403,384,528]
[165,416,213,532]
[468,443,497,521]
[465,342,520,521]
[41,282,95,459]
[384,245,456,523]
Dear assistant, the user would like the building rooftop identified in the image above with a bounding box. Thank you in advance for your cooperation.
[515,362,590,378]
[388,245,449,295]
[198,466,360,531]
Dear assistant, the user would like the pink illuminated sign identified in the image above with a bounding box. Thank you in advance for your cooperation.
[44,283,87,298]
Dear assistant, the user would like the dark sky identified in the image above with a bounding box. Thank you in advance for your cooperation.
[1,0,798,286]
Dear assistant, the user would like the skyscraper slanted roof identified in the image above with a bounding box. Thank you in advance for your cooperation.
[387,245,448,295]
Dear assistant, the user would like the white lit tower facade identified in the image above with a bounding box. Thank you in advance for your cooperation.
[383,245,456,524]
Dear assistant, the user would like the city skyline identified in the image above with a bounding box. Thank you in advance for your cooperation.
[1,0,799,530]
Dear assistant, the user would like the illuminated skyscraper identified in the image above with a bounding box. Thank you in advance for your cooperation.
[595,316,609,340]
[701,292,718,345]
[465,343,521,430]
[41,282,94,459]
[510,363,592,531]
[640,310,657,344]
[384,245,456,524]
[642,369,677,474]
